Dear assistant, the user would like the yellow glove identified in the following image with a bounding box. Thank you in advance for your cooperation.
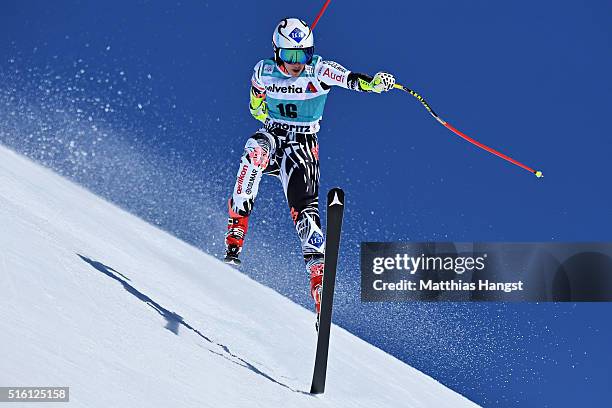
[358,72,396,93]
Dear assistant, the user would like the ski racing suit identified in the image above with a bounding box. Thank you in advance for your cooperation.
[228,54,389,302]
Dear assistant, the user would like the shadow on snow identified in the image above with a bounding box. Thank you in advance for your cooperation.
[77,254,311,395]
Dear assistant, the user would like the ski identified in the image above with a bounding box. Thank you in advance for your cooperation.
[310,187,345,394]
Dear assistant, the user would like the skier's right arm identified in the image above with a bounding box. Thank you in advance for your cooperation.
[249,61,268,123]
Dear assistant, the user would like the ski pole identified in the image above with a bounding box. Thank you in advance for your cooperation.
[311,0,332,30]
[394,83,543,178]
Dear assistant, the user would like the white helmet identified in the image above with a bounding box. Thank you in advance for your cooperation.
[272,18,314,65]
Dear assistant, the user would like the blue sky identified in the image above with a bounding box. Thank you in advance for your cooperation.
[1,1,611,406]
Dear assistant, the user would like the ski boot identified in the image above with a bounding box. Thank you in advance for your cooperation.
[314,285,322,332]
[224,245,242,265]
[309,260,324,331]
[224,205,249,265]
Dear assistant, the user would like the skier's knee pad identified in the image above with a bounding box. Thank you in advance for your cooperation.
[230,133,275,216]
[290,195,319,216]
[244,132,275,170]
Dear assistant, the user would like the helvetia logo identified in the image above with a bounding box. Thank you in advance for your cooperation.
[265,84,303,94]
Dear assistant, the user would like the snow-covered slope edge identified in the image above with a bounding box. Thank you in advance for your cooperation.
[0,145,478,408]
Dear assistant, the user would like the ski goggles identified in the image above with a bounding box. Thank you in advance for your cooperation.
[278,47,314,64]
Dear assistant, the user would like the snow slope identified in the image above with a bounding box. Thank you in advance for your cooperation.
[0,145,478,408]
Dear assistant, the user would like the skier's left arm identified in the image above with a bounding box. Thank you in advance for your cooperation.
[315,60,395,93]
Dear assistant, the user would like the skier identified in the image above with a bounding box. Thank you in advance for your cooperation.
[224,17,395,318]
